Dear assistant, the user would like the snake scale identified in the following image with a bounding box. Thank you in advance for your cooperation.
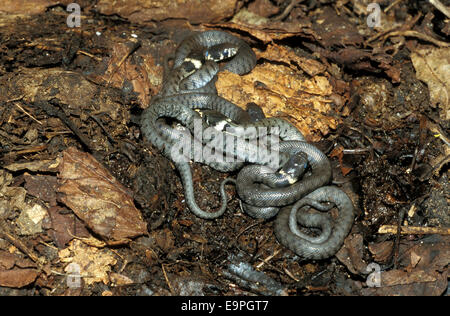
[140,30,355,259]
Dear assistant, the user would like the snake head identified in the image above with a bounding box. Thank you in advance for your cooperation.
[279,152,309,184]
[205,43,239,62]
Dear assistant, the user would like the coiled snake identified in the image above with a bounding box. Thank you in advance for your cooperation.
[140,30,354,259]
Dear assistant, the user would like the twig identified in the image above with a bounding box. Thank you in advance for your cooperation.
[89,114,116,145]
[384,0,406,13]
[382,30,450,47]
[0,221,47,269]
[378,225,450,235]
[77,50,103,62]
[33,100,95,152]
[161,263,175,295]
[420,154,450,181]
[106,40,141,86]
[5,96,41,124]
[255,248,281,269]
[14,103,43,125]
[273,0,301,21]
[24,42,102,61]
[342,147,372,155]
[429,124,450,147]
[428,0,450,18]
[365,13,422,46]
[283,267,300,282]
[393,208,406,268]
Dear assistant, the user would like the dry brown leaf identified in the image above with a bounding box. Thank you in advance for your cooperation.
[150,228,175,252]
[398,236,450,272]
[0,250,39,289]
[381,269,440,286]
[0,251,16,270]
[363,236,449,295]
[216,63,338,141]
[219,8,317,43]
[368,241,394,263]
[0,0,58,15]
[248,0,279,18]
[329,145,353,176]
[96,0,239,24]
[24,173,58,206]
[411,47,450,120]
[96,41,155,107]
[57,147,147,243]
[361,268,447,296]
[0,268,39,288]
[4,158,60,172]
[336,233,367,275]
[46,206,91,248]
[257,44,326,76]
[109,272,134,286]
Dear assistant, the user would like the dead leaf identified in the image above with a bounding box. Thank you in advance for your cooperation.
[411,47,450,120]
[0,251,17,270]
[381,269,440,286]
[0,250,39,288]
[24,173,58,206]
[221,8,316,43]
[150,228,175,252]
[362,268,447,296]
[336,233,367,275]
[217,63,338,141]
[109,272,134,286]
[0,0,57,15]
[248,0,279,18]
[410,251,421,269]
[0,268,39,288]
[96,0,239,24]
[4,68,126,126]
[57,147,147,243]
[330,145,353,176]
[368,241,394,263]
[397,236,450,272]
[93,41,154,107]
[363,236,449,295]
[257,43,326,76]
[3,157,60,172]
[45,206,90,248]
[311,6,364,47]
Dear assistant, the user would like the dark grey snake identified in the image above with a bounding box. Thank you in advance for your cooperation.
[140,30,354,259]
[274,186,354,260]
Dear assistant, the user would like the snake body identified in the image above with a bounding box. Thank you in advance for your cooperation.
[236,140,331,219]
[274,186,354,260]
[140,30,354,258]
[173,30,256,75]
